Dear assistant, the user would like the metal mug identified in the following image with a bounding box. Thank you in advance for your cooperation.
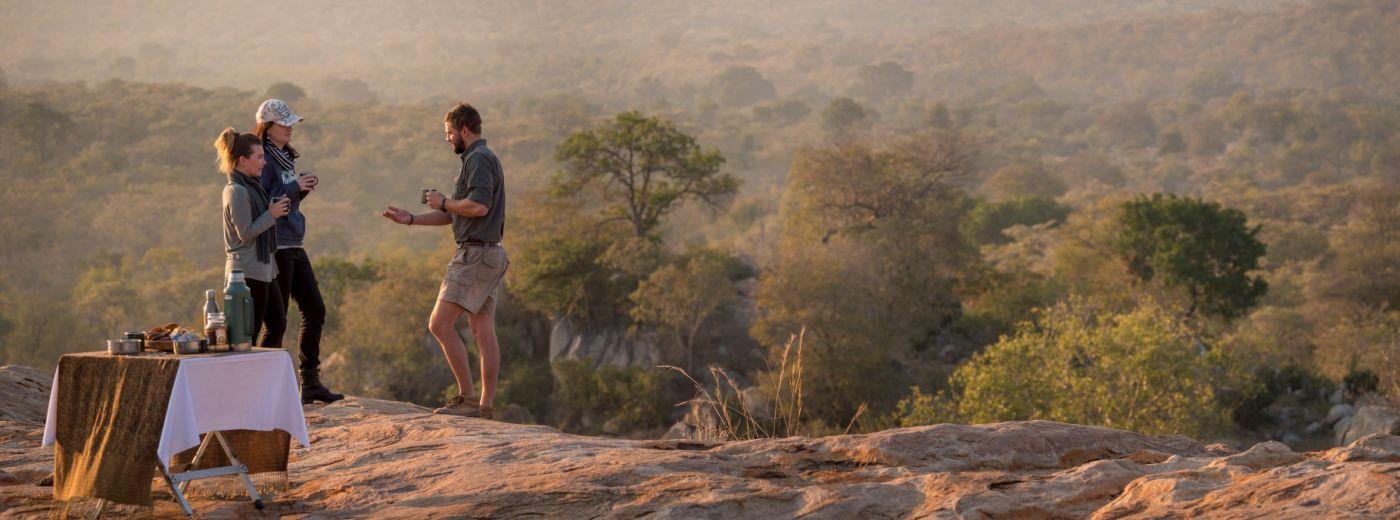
[107,339,141,355]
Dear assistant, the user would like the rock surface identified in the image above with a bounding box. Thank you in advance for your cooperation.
[0,365,50,424]
[2,365,1399,518]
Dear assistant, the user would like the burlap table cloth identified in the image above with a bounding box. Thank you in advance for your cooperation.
[46,351,294,507]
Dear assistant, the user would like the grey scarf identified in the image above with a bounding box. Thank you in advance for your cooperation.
[231,171,276,263]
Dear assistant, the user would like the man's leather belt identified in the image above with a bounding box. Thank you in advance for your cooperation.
[460,240,503,248]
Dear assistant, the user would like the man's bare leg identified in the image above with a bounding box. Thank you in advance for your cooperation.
[428,299,475,398]
[466,310,499,408]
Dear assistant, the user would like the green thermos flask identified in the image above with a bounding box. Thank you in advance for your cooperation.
[224,269,255,350]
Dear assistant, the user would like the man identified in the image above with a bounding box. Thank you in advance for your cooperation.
[381,103,508,419]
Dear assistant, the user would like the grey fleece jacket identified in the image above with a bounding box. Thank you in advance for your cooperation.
[222,182,279,282]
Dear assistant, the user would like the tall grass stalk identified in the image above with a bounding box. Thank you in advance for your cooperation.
[664,328,864,441]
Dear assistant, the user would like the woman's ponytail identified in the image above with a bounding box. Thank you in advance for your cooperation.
[214,127,262,175]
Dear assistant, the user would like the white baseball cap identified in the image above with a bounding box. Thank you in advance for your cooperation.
[256,99,304,126]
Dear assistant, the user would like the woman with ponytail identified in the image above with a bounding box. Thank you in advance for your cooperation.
[216,128,291,344]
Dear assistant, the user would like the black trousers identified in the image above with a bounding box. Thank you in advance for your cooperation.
[248,278,284,348]
[260,248,327,374]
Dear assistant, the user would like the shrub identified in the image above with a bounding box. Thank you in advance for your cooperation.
[498,361,554,418]
[551,359,675,433]
[1344,369,1380,397]
[912,300,1237,437]
[1226,364,1330,430]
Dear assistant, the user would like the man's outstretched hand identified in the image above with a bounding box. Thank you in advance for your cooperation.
[382,206,413,225]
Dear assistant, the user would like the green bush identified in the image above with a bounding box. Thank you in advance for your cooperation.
[551,359,675,433]
[906,300,1238,437]
[964,196,1071,245]
[1344,369,1380,397]
[498,361,555,418]
[1225,364,1330,430]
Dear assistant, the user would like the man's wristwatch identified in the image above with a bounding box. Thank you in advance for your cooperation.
[438,197,449,212]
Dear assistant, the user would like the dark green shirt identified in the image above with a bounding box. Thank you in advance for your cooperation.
[451,139,506,244]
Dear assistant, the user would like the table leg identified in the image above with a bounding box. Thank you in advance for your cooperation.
[177,433,217,495]
[212,431,265,510]
[157,462,195,517]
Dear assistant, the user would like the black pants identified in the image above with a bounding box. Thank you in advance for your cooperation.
[248,278,284,349]
[261,248,327,374]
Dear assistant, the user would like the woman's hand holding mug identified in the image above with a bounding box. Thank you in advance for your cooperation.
[270,195,292,217]
[297,171,318,191]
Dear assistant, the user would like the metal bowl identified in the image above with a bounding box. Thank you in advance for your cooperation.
[107,339,142,355]
[173,340,203,355]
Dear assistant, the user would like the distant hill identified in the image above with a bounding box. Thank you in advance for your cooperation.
[5,0,1368,105]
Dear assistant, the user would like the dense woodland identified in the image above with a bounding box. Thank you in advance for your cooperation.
[1,0,1397,443]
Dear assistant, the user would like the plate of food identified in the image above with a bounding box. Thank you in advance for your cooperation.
[145,323,206,354]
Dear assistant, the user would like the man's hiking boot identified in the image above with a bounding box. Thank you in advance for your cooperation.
[478,405,495,421]
[301,369,345,405]
[433,394,483,417]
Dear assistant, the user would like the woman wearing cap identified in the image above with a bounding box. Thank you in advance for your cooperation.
[215,128,290,344]
[254,99,343,405]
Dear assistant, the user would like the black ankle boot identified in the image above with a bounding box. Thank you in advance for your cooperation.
[301,369,345,405]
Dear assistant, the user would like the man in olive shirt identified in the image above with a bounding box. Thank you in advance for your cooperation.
[381,103,507,419]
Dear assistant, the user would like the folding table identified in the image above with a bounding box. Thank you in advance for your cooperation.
[43,349,311,517]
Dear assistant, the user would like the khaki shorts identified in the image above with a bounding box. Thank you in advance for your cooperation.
[439,245,509,315]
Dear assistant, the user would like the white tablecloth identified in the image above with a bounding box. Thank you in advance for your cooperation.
[42,350,311,470]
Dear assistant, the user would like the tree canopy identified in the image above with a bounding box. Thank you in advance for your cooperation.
[1115,194,1268,321]
[553,111,737,239]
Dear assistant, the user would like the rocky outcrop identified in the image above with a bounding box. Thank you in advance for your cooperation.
[548,318,659,368]
[2,365,1398,518]
[0,365,50,424]
[1342,405,1400,446]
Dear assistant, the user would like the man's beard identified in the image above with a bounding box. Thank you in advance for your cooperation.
[452,137,466,154]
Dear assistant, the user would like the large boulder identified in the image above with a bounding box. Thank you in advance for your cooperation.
[548,318,659,368]
[1325,403,1355,426]
[0,365,51,424]
[1341,405,1400,446]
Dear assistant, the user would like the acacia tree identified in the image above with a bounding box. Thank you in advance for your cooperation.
[554,111,737,238]
[1115,194,1268,321]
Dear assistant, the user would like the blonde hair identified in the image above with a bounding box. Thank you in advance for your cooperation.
[213,127,262,175]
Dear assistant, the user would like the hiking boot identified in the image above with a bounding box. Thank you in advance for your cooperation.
[478,405,495,421]
[301,369,345,405]
[433,394,482,417]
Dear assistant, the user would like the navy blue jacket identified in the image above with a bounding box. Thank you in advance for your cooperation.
[259,150,308,248]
